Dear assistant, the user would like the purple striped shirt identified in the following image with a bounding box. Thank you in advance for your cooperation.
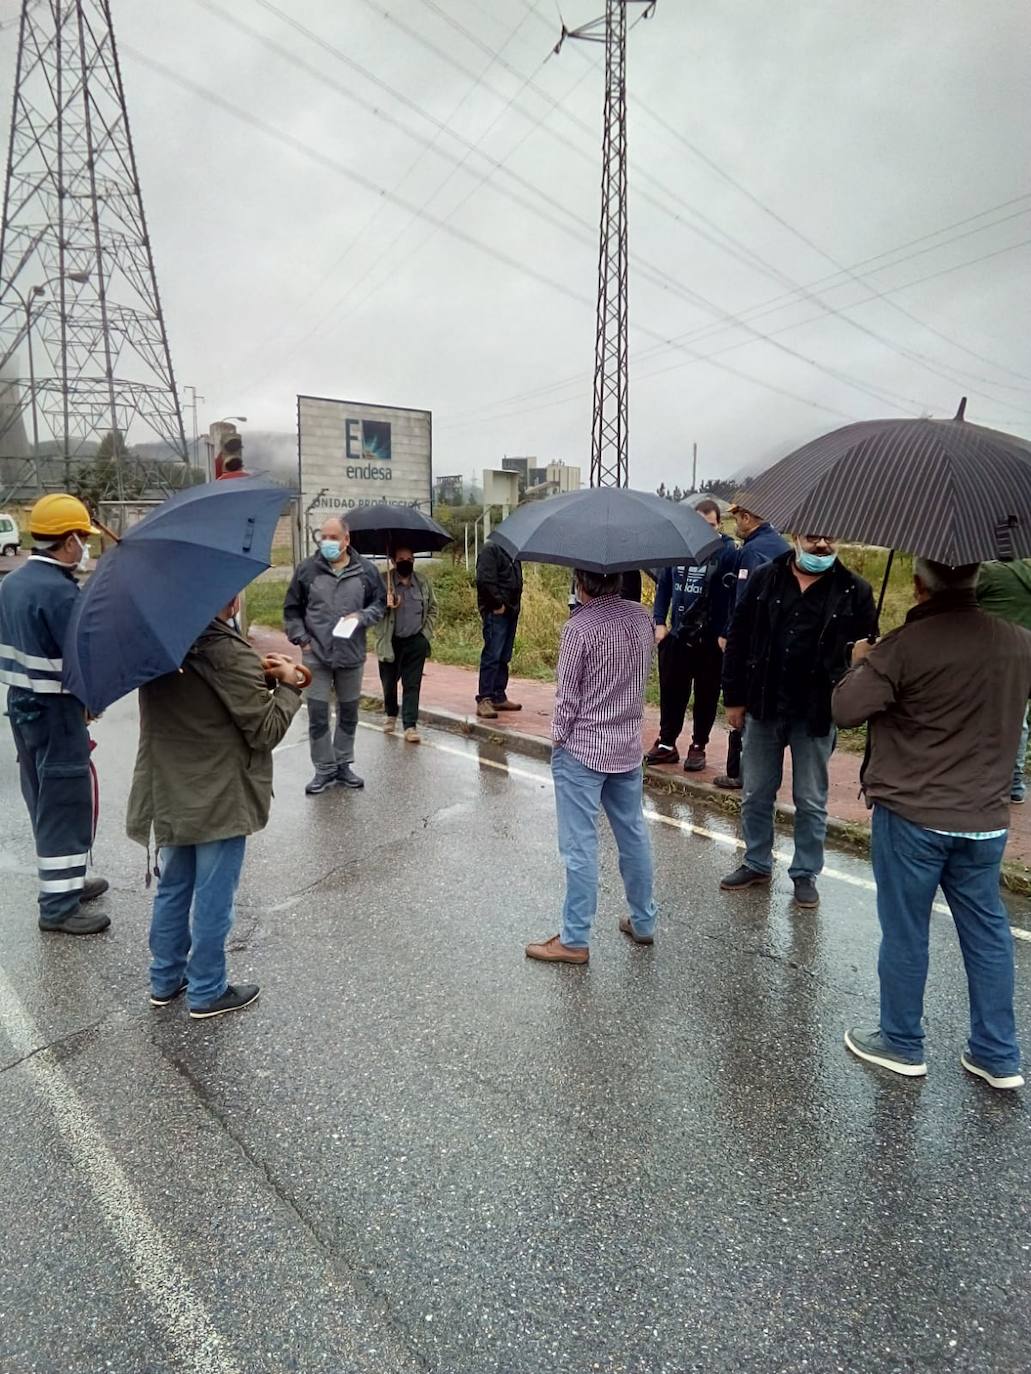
[552,595,654,773]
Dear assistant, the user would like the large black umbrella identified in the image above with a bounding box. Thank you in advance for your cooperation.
[343,502,453,557]
[489,487,721,572]
[739,400,1031,566]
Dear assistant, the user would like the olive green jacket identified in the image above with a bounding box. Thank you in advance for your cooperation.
[977,559,1031,632]
[374,570,438,664]
[126,619,301,849]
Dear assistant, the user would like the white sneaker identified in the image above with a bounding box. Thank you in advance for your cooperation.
[961,1053,1024,1090]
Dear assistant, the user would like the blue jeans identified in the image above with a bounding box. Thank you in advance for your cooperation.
[149,837,247,1009]
[872,805,1019,1074]
[477,608,518,703]
[1013,705,1028,801]
[552,747,656,948]
[741,716,834,879]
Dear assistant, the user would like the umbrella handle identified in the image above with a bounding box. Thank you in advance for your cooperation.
[93,518,121,544]
[875,549,894,623]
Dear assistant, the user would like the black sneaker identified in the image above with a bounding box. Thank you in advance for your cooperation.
[845,1027,927,1077]
[713,774,743,791]
[792,877,819,909]
[305,773,336,795]
[79,877,109,904]
[961,1053,1024,1090]
[684,743,706,772]
[150,979,188,1007]
[336,764,365,790]
[189,984,260,1020]
[644,740,679,765]
[719,863,770,892]
[39,910,111,935]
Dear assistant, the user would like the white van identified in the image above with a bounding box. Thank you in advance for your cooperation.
[0,513,21,557]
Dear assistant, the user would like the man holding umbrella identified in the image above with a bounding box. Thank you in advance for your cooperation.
[720,532,876,908]
[284,516,386,794]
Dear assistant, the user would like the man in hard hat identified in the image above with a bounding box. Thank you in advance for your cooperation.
[0,493,110,934]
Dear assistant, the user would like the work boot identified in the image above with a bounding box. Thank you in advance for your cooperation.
[39,910,111,935]
[961,1053,1024,1090]
[525,935,588,965]
[382,716,398,734]
[719,863,770,892]
[684,742,706,772]
[619,915,654,946]
[845,1027,927,1078]
[713,773,743,791]
[79,877,109,904]
[792,877,820,909]
[404,727,421,743]
[336,764,365,790]
[476,699,498,719]
[305,772,336,795]
[644,739,679,765]
[189,984,260,1020]
[493,698,522,712]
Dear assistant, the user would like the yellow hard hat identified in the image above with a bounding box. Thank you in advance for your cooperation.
[28,493,100,539]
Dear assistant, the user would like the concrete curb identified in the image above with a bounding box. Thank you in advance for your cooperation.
[359,695,1031,898]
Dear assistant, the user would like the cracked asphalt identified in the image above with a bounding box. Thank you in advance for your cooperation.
[1,697,1030,1374]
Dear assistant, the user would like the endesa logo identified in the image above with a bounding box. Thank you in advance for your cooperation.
[345,418,392,480]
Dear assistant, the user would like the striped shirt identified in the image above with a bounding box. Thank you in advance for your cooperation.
[552,594,654,774]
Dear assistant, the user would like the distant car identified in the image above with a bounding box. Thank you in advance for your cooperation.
[0,513,21,557]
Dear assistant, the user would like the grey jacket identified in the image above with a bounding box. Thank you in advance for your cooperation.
[283,549,387,669]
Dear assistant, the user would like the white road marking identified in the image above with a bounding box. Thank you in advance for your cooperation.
[0,966,241,1374]
[356,721,1031,944]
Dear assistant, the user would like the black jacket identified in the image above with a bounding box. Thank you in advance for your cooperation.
[722,552,877,737]
[476,542,523,614]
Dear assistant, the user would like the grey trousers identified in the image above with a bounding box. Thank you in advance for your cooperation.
[305,660,364,777]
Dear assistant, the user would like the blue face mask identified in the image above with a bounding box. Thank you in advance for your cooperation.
[319,539,342,562]
[795,541,837,575]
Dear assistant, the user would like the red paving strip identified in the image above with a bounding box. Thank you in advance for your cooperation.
[249,624,1031,867]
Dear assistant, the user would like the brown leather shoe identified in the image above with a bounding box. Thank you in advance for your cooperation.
[476,699,498,719]
[525,935,588,964]
[619,916,654,946]
[493,699,522,711]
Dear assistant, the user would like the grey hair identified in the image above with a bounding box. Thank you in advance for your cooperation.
[913,556,980,594]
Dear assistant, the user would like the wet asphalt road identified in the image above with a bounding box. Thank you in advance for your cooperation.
[1,699,1030,1374]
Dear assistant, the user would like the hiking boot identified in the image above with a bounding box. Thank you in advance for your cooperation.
[39,910,111,935]
[713,773,743,790]
[150,979,188,1008]
[382,715,398,734]
[336,764,364,789]
[844,1027,927,1077]
[719,864,770,892]
[684,743,706,772]
[619,915,654,946]
[644,739,679,765]
[493,699,522,712]
[792,877,820,909]
[476,699,498,719]
[525,935,588,965]
[79,877,109,904]
[961,1053,1025,1090]
[305,772,336,795]
[404,727,421,743]
[189,984,260,1020]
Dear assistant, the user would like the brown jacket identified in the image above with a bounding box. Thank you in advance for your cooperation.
[832,589,1031,832]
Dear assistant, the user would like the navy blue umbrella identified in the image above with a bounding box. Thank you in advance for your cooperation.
[63,478,293,714]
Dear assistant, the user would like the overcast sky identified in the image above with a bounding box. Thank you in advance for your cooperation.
[2,0,1030,489]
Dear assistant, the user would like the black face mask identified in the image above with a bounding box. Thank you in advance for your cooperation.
[395,559,414,578]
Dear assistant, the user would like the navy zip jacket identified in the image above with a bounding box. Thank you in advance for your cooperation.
[726,521,791,636]
[653,533,738,642]
[0,555,80,696]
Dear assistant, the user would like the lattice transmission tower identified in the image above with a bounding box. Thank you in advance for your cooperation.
[0,0,190,505]
[557,1,656,489]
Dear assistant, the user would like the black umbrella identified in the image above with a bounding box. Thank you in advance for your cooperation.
[489,487,721,572]
[342,502,453,557]
[739,399,1031,566]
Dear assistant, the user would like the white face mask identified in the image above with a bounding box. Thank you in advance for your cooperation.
[74,535,90,572]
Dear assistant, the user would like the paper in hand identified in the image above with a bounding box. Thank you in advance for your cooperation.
[332,615,359,639]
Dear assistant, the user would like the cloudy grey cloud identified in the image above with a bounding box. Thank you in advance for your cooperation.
[2,0,1029,492]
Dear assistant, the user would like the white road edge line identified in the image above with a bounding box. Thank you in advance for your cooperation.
[355,721,1031,944]
[0,965,241,1374]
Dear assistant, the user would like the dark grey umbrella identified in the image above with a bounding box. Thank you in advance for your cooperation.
[739,399,1031,566]
[343,502,452,557]
[489,487,721,572]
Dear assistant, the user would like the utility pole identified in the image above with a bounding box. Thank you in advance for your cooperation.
[556,1,656,489]
[0,0,190,509]
[692,441,697,493]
